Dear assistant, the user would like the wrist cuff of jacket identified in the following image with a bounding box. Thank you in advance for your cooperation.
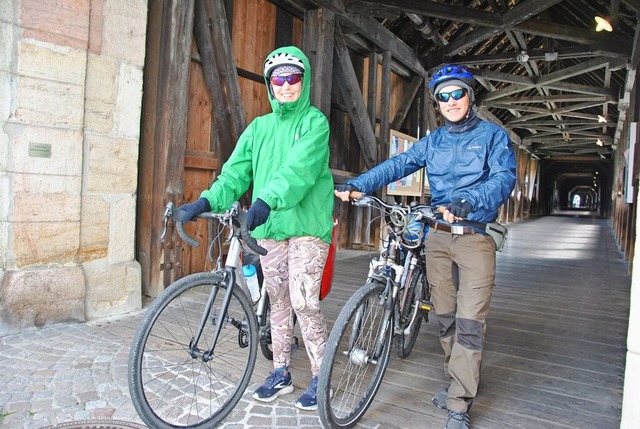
[257,194,275,210]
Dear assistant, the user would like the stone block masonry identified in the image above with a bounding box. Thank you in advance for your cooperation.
[0,0,148,336]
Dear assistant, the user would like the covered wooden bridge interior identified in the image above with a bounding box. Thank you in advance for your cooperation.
[138,0,640,292]
[134,0,639,427]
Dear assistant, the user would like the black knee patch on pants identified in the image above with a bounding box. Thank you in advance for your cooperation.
[456,317,484,350]
[438,313,456,339]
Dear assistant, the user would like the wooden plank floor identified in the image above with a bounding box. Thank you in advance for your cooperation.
[275,215,629,429]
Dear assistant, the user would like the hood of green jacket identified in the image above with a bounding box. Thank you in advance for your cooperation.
[263,46,312,119]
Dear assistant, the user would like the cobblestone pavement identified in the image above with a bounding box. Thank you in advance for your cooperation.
[0,308,370,429]
[0,251,388,429]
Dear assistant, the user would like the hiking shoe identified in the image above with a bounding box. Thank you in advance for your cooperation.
[444,411,470,429]
[295,375,318,410]
[253,368,294,402]
[432,388,448,409]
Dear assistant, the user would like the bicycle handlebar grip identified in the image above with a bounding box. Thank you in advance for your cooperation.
[176,220,200,248]
[236,210,268,256]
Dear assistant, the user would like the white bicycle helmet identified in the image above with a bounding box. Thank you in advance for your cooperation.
[263,52,305,79]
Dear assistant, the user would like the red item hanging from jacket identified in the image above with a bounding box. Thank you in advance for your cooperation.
[320,217,338,300]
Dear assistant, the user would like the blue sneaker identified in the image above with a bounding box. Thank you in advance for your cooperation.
[253,368,294,402]
[295,375,318,410]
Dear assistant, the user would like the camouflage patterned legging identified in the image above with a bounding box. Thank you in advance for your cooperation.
[258,236,329,376]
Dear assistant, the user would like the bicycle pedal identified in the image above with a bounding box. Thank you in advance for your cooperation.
[420,300,433,311]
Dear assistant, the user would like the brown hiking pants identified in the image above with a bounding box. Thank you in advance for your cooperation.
[426,228,496,413]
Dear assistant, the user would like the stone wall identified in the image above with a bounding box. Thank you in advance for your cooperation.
[0,0,147,335]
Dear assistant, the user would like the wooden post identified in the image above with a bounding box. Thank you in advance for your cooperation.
[138,0,195,297]
[304,8,336,119]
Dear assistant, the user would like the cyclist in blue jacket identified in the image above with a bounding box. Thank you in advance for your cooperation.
[336,64,516,429]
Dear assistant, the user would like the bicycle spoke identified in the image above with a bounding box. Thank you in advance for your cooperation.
[129,273,257,428]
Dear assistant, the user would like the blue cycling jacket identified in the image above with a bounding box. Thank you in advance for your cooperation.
[348,120,516,225]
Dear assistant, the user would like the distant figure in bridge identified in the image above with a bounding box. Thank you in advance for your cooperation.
[336,64,516,429]
[177,46,334,412]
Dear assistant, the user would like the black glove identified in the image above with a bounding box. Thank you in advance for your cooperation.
[174,198,211,223]
[447,198,473,218]
[335,183,359,193]
[246,198,271,231]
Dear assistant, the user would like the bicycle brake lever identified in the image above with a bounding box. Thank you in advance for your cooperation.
[160,202,174,240]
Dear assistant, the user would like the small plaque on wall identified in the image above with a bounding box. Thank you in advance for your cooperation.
[28,143,51,158]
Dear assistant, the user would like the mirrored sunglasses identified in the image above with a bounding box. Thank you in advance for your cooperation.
[271,74,303,86]
[435,88,468,102]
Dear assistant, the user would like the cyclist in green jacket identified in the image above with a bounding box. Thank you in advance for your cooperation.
[177,46,333,411]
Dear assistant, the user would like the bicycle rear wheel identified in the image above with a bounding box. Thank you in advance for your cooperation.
[395,268,426,358]
[318,279,392,429]
[128,271,257,429]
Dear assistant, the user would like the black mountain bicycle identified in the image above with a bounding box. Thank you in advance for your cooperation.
[317,193,437,429]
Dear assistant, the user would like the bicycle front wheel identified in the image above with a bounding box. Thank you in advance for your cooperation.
[259,293,273,360]
[318,279,392,429]
[395,268,426,358]
[128,272,258,429]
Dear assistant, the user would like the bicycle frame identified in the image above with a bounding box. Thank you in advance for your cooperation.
[317,193,437,429]
[353,195,435,361]
[165,201,267,362]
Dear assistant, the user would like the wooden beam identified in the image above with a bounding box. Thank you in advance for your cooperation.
[352,0,632,60]
[348,0,501,27]
[423,88,438,134]
[194,0,247,164]
[391,75,423,130]
[308,0,428,77]
[194,0,235,164]
[334,24,378,169]
[484,94,612,104]
[509,119,609,127]
[470,67,535,85]
[631,20,640,68]
[379,50,391,163]
[143,0,195,296]
[479,58,619,103]
[275,7,295,47]
[456,47,631,66]
[304,7,336,118]
[158,0,195,194]
[367,51,378,131]
[476,106,521,145]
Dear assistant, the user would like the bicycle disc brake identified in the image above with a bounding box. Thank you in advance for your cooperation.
[238,328,249,348]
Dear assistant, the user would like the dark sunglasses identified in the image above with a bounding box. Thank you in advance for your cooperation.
[435,88,468,102]
[271,74,303,86]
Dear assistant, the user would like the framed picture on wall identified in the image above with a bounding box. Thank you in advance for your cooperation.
[386,130,424,197]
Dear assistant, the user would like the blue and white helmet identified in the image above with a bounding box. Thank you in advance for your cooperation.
[263,52,305,79]
[428,64,475,104]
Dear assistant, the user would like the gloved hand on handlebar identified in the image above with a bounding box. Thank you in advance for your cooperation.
[335,183,359,193]
[246,198,271,231]
[174,198,211,223]
[334,183,360,202]
[447,198,473,218]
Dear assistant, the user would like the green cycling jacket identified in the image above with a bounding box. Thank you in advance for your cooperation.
[200,46,334,243]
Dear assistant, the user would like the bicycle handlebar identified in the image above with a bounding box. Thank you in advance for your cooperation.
[164,202,267,256]
[235,207,268,256]
[176,219,200,247]
[348,192,440,221]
